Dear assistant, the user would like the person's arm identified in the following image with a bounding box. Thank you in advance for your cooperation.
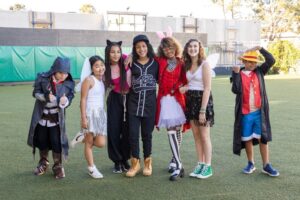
[199,61,211,124]
[63,81,75,108]
[126,68,132,87]
[259,47,275,75]
[200,61,212,111]
[80,77,92,129]
[124,53,132,67]
[173,63,187,95]
[33,75,54,102]
[59,93,69,108]
[231,66,241,94]
[32,74,45,101]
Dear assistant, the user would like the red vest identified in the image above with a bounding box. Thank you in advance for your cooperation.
[241,71,261,114]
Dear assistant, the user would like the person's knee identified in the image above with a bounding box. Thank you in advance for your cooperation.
[95,139,106,148]
[84,134,94,147]
[93,135,106,147]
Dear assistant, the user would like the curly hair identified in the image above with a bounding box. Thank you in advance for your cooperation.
[157,37,182,58]
[182,39,206,71]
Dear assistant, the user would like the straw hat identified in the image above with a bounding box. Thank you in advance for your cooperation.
[239,51,263,63]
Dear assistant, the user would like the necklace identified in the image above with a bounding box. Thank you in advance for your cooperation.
[167,58,177,71]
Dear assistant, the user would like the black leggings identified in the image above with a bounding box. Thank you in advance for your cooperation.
[33,124,61,153]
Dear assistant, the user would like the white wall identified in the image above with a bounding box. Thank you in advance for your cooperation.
[0,10,29,28]
[199,19,260,44]
[146,16,183,32]
[0,10,260,44]
[54,13,103,30]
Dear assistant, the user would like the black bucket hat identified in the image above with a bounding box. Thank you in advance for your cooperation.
[133,34,149,45]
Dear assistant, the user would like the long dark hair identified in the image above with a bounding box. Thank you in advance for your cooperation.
[182,39,206,71]
[132,41,155,63]
[89,55,105,73]
[104,40,127,94]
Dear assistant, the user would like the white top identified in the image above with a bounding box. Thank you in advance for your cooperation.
[86,75,105,110]
[38,95,69,127]
[186,61,207,91]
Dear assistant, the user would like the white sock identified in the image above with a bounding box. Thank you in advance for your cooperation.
[88,165,95,171]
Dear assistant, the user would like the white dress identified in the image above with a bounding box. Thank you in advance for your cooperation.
[86,75,107,136]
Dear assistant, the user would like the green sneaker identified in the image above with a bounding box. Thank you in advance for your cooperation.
[189,163,204,177]
[197,165,213,179]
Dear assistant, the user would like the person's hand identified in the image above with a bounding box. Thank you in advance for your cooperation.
[59,93,68,105]
[124,55,132,67]
[245,46,261,52]
[179,86,188,94]
[198,112,206,125]
[232,66,240,73]
[49,91,56,102]
[81,118,88,129]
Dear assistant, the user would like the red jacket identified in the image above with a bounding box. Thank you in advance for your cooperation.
[240,71,261,114]
[155,57,189,131]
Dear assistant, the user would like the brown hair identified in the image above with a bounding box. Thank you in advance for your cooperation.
[182,39,206,71]
[157,37,182,58]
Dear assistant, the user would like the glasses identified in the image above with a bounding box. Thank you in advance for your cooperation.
[162,47,175,52]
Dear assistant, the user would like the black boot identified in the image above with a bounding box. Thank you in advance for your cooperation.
[169,168,184,181]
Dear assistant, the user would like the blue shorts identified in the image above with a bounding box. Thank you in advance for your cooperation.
[241,110,262,141]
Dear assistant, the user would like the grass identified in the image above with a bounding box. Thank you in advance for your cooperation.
[0,76,299,200]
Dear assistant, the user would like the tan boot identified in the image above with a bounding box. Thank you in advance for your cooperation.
[125,158,141,177]
[143,157,152,176]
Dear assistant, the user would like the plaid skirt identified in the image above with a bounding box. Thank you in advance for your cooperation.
[185,90,214,127]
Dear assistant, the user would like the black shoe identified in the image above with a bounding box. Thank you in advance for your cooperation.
[169,168,184,181]
[112,163,122,174]
[121,160,130,172]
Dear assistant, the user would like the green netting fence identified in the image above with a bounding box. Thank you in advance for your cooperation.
[0,46,132,82]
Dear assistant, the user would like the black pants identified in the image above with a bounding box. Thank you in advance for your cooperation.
[33,124,61,153]
[128,114,155,159]
[107,91,130,164]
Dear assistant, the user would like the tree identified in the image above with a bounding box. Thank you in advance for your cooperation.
[211,0,226,19]
[211,0,243,19]
[268,40,300,74]
[249,0,295,41]
[290,1,300,33]
[9,3,26,11]
[79,4,96,14]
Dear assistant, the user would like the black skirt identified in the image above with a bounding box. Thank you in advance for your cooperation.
[185,90,214,127]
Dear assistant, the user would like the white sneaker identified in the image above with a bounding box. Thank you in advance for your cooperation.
[88,165,103,179]
[70,131,84,148]
[168,162,176,173]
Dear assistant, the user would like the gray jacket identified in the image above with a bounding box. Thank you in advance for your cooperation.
[27,72,75,159]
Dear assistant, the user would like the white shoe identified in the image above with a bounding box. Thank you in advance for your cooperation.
[88,165,103,179]
[168,162,176,173]
[70,131,84,148]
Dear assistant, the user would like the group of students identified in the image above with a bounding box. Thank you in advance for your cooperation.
[27,33,279,181]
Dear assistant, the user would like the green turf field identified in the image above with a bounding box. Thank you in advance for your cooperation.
[0,76,299,200]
